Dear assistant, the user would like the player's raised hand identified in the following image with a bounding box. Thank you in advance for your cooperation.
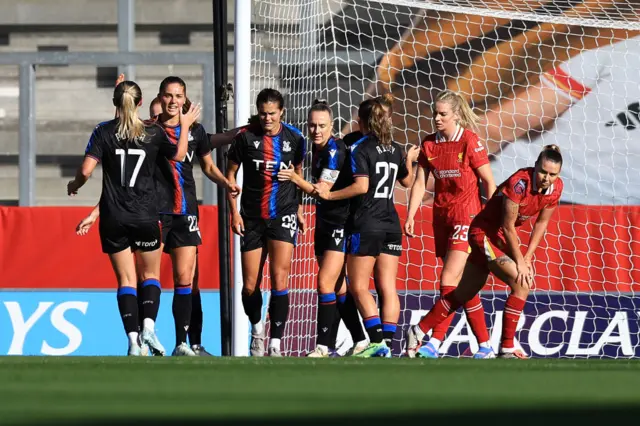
[115,73,125,87]
[404,218,416,237]
[231,212,245,236]
[180,102,201,128]
[277,164,295,181]
[406,144,420,163]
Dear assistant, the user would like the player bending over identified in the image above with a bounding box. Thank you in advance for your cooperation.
[407,145,563,359]
[404,90,496,358]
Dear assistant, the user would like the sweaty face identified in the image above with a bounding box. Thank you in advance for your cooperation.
[308,110,332,146]
[258,101,284,133]
[432,101,459,133]
[535,158,561,191]
[159,83,186,118]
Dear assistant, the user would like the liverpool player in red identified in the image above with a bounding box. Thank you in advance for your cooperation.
[409,145,564,359]
[227,88,307,357]
[404,90,496,358]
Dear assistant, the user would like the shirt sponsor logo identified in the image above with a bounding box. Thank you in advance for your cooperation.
[433,169,461,179]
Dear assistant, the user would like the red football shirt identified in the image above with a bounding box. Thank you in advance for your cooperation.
[418,126,489,223]
[472,167,563,243]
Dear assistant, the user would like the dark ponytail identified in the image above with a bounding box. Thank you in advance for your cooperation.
[537,144,563,167]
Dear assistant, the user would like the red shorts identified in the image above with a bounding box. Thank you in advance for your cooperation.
[433,221,472,259]
[468,227,507,271]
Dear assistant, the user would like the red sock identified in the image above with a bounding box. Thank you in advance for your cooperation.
[464,294,490,344]
[431,286,456,341]
[501,295,526,349]
[418,291,462,335]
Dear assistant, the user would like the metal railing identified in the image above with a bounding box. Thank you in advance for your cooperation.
[0,51,216,206]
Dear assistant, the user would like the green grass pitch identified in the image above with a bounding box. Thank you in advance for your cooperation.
[1,357,639,426]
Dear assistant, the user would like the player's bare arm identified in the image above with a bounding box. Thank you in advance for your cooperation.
[474,164,497,201]
[294,163,306,234]
[198,154,241,198]
[317,176,368,201]
[523,206,556,268]
[277,164,317,195]
[501,196,532,288]
[210,127,245,150]
[67,157,98,196]
[76,203,100,236]
[405,165,428,238]
[225,160,244,236]
[399,145,420,188]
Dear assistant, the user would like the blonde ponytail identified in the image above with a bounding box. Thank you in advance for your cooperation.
[434,89,479,131]
[113,81,146,143]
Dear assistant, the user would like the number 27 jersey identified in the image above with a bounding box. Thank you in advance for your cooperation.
[348,135,409,232]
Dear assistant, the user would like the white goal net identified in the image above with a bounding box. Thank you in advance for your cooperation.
[244,0,640,358]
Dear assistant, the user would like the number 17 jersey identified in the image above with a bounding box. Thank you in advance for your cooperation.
[348,135,409,233]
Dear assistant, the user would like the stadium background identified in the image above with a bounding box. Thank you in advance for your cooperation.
[0,0,639,358]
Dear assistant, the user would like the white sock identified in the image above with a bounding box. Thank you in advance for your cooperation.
[127,332,139,346]
[252,321,264,335]
[413,325,426,342]
[479,341,491,349]
[143,318,155,332]
[429,337,442,351]
[500,346,516,354]
[269,338,281,350]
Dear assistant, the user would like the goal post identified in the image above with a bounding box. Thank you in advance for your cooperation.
[233,0,640,358]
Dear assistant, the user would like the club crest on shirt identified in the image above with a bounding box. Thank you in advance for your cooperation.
[283,141,292,152]
[514,179,527,195]
[188,132,194,142]
[457,152,464,162]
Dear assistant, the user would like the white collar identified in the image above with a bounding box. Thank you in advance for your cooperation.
[436,124,464,143]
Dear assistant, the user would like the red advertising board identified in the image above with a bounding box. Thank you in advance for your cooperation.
[1,205,638,292]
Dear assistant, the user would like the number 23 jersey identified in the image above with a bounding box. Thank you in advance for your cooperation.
[348,135,409,233]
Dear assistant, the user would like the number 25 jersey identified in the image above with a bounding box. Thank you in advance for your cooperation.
[348,135,409,233]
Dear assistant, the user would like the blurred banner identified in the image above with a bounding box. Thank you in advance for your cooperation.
[329,2,640,205]
[392,292,640,359]
[0,206,220,289]
[1,205,639,292]
[0,291,221,356]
